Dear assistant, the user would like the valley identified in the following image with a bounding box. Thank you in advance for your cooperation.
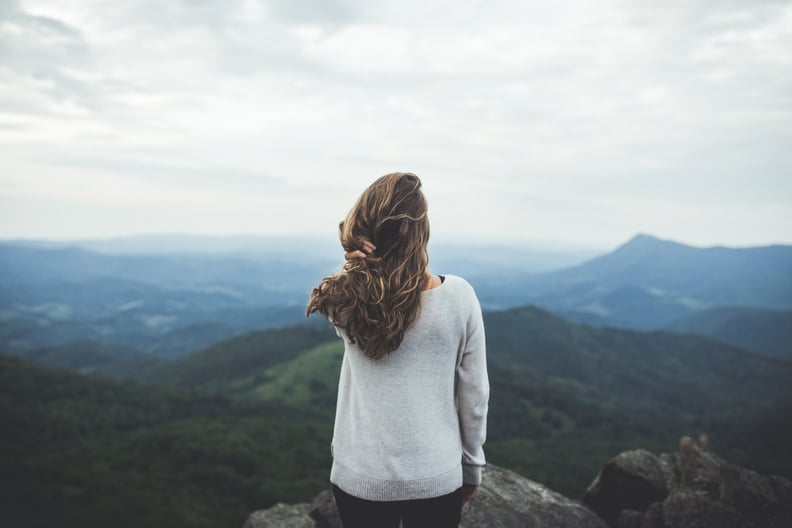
[2,233,791,527]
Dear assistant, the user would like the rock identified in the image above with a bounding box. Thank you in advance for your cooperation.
[584,436,792,528]
[641,502,665,528]
[243,502,314,528]
[662,490,744,528]
[584,448,669,526]
[459,464,608,528]
[247,464,606,528]
[244,442,792,528]
[308,490,342,528]
[615,509,642,528]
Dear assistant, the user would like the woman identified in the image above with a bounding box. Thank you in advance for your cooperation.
[306,172,489,528]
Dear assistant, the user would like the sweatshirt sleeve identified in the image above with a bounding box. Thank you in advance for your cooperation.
[456,285,490,485]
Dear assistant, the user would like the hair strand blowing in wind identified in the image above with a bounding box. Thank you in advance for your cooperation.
[306,173,430,359]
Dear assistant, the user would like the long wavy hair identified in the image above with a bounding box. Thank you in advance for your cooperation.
[306,172,430,359]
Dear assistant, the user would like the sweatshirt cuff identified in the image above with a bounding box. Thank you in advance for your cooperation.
[462,464,482,485]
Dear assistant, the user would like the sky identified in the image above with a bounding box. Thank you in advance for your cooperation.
[1,0,791,249]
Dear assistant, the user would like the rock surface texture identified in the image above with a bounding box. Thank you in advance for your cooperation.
[584,437,792,528]
[455,464,608,528]
[242,503,314,528]
[243,464,606,528]
[243,441,792,528]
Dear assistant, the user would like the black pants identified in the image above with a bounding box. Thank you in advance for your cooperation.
[332,484,464,528]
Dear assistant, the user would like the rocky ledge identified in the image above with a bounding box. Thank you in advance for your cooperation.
[244,438,792,528]
[244,464,606,528]
[584,436,792,528]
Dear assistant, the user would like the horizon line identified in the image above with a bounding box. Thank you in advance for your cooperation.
[1,231,790,251]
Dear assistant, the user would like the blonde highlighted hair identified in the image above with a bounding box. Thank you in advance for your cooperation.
[306,172,430,359]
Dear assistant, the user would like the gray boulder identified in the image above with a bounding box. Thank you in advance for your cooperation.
[309,490,341,528]
[583,448,669,525]
[584,436,792,528]
[458,464,607,528]
[242,502,314,528]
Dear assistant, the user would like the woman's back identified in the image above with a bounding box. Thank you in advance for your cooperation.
[330,274,489,501]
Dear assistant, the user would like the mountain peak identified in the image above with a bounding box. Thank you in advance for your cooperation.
[612,233,687,256]
[622,233,671,248]
[626,233,660,244]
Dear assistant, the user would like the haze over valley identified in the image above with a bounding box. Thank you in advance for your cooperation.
[2,232,791,526]
[2,232,789,359]
[0,235,792,526]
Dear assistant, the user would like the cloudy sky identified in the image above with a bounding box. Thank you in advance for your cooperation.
[1,0,790,249]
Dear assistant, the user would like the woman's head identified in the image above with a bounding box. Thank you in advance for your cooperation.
[306,172,431,359]
[339,172,429,271]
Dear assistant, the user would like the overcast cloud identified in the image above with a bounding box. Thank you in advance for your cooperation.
[1,0,790,248]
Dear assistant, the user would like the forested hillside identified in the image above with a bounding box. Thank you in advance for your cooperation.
[665,306,792,360]
[5,304,790,527]
[0,354,334,528]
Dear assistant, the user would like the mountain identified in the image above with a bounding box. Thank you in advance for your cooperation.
[0,237,595,357]
[664,306,792,360]
[142,321,337,389]
[6,233,788,356]
[484,305,792,415]
[472,234,792,329]
[12,233,343,258]
[0,297,308,358]
[482,306,792,485]
[6,232,791,527]
[0,353,335,528]
[0,242,326,356]
[0,243,334,305]
[133,307,792,494]
[5,339,164,378]
[5,302,792,528]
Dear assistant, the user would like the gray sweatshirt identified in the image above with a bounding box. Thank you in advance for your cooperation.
[329,274,489,501]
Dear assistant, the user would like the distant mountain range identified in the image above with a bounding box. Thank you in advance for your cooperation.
[0,235,597,357]
[1,233,790,360]
[0,242,332,356]
[2,232,600,270]
[473,233,792,330]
